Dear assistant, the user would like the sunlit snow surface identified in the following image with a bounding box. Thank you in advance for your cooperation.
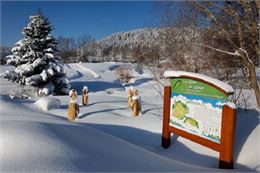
[0,63,259,172]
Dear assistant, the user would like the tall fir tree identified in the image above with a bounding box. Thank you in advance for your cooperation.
[2,12,70,96]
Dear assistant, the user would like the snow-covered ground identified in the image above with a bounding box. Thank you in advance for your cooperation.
[0,62,259,172]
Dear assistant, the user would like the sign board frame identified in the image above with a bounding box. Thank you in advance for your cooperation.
[161,74,236,169]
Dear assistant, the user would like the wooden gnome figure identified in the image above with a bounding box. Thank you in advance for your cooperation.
[82,86,89,106]
[68,89,79,121]
[132,89,141,116]
[127,87,134,110]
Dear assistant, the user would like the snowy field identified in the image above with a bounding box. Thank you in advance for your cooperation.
[0,62,259,172]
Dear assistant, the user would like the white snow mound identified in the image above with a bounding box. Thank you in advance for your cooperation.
[35,97,61,111]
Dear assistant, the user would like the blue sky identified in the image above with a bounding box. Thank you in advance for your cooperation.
[1,1,155,46]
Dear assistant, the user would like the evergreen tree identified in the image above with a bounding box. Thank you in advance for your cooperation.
[2,13,70,96]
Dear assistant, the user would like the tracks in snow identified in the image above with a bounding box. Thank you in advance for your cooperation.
[67,64,100,80]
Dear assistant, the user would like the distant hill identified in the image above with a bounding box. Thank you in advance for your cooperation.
[78,27,203,66]
[96,28,161,50]
[78,28,164,63]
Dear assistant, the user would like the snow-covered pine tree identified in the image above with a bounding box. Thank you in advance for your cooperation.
[2,13,70,96]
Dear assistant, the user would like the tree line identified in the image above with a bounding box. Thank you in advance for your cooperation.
[56,34,95,63]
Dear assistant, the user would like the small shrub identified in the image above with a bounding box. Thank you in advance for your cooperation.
[115,66,132,83]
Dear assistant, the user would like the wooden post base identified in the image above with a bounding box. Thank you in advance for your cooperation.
[219,160,234,169]
[161,137,171,148]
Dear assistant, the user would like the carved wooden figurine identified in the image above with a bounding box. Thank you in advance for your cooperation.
[128,87,134,110]
[82,86,89,106]
[132,89,141,116]
[68,89,79,121]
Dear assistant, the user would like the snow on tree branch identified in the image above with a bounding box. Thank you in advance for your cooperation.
[2,13,70,96]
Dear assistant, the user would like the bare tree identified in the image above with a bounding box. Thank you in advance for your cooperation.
[57,36,77,62]
[77,34,94,48]
[77,34,95,59]
[188,1,260,108]
[132,45,144,64]
[155,1,260,108]
[154,1,214,73]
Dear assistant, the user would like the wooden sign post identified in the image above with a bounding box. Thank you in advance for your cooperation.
[161,71,236,169]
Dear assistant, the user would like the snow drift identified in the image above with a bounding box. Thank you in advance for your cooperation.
[35,97,61,111]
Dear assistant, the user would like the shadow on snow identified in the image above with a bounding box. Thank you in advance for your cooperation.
[82,122,256,171]
[70,81,123,94]
[234,109,259,164]
[124,78,153,87]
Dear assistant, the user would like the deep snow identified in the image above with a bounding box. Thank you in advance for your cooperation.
[0,62,259,172]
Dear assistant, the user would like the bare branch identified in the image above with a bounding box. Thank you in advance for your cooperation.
[191,2,238,49]
[194,43,240,57]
